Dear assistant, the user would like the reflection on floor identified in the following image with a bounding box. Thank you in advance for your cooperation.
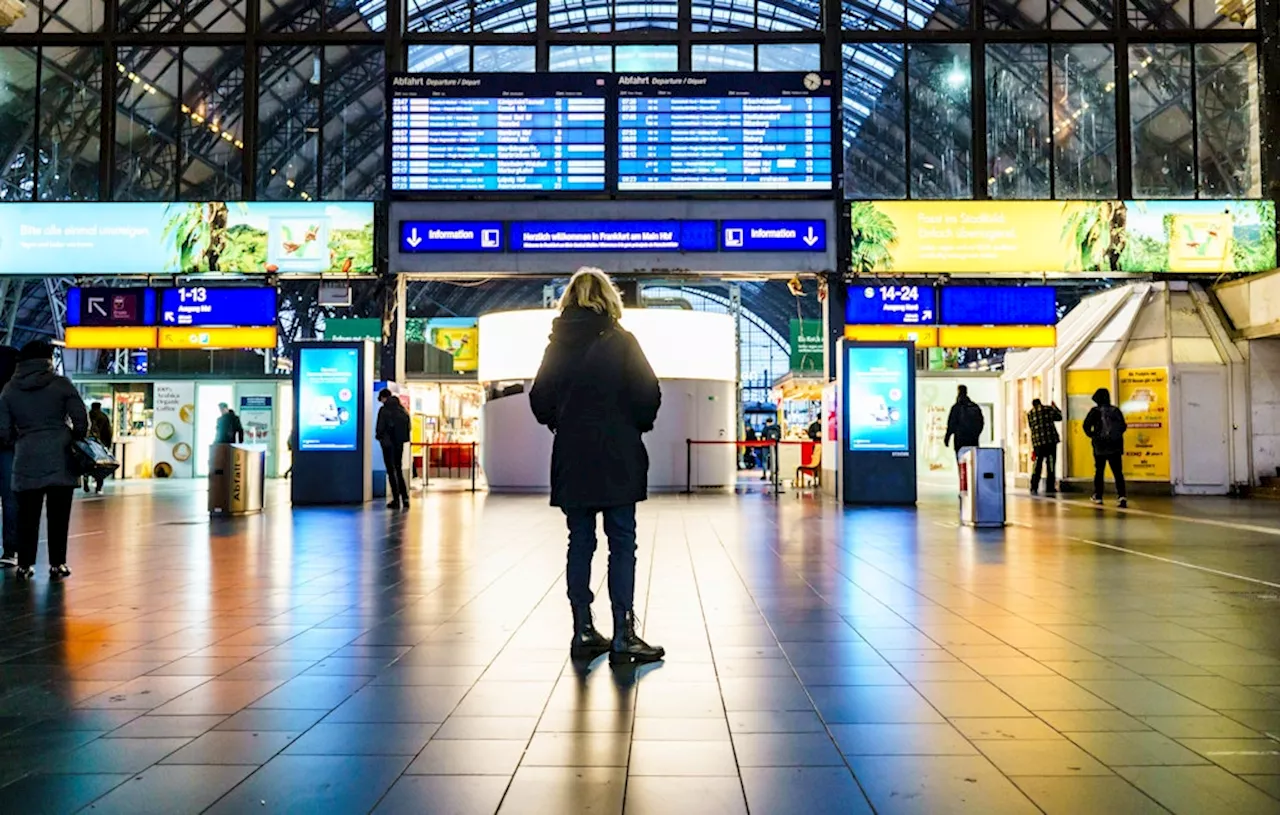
[2,482,1280,813]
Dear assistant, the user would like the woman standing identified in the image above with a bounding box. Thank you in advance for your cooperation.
[530,268,664,665]
[0,341,88,581]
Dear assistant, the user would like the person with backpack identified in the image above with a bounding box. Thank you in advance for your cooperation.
[1026,398,1063,495]
[944,385,985,461]
[759,418,782,481]
[1083,387,1128,507]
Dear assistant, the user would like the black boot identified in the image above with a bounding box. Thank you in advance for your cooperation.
[570,604,610,661]
[610,609,664,666]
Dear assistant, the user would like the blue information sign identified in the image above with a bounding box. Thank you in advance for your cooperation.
[940,287,1057,326]
[720,220,826,252]
[159,287,277,327]
[845,285,937,326]
[846,345,911,452]
[510,220,717,252]
[67,287,156,327]
[298,346,360,452]
[399,221,504,253]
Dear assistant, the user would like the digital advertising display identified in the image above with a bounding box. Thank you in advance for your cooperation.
[939,287,1057,326]
[845,285,937,326]
[389,74,608,193]
[297,347,360,452]
[160,287,277,327]
[617,73,834,192]
[845,345,911,452]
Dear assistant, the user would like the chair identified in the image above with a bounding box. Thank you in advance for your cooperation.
[796,444,822,488]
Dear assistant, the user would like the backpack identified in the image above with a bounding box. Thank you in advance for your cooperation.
[1097,405,1125,445]
[957,401,985,439]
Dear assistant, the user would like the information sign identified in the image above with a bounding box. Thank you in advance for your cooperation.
[399,221,504,253]
[509,220,717,252]
[939,287,1057,326]
[67,287,156,327]
[159,287,277,327]
[845,286,937,326]
[721,220,826,252]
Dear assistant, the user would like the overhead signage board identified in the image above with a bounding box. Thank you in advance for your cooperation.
[849,200,1276,275]
[0,202,375,277]
[721,220,826,252]
[939,287,1057,326]
[64,326,158,349]
[159,287,277,327]
[67,287,156,327]
[399,221,504,253]
[616,72,835,192]
[389,73,608,193]
[845,285,936,326]
[509,220,718,252]
[158,327,277,349]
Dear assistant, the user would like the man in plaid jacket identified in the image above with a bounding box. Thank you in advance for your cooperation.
[1027,398,1063,495]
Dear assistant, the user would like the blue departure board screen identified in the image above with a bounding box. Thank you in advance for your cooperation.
[389,74,608,193]
[846,285,937,326]
[616,72,835,192]
[940,287,1058,326]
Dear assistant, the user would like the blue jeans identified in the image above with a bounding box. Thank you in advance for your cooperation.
[564,505,637,615]
[0,449,15,557]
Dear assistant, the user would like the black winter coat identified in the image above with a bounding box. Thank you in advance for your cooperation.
[376,399,412,446]
[530,307,661,510]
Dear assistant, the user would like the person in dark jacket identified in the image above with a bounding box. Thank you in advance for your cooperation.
[944,385,985,460]
[214,403,244,444]
[1083,387,1128,507]
[0,346,18,568]
[530,267,664,666]
[376,388,412,509]
[1026,398,1063,496]
[0,341,88,581]
[759,418,782,481]
[85,402,113,494]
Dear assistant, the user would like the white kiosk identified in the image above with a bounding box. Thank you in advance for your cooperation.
[477,309,738,492]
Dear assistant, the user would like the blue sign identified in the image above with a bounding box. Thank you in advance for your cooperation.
[510,220,717,252]
[845,285,937,326]
[846,345,911,452]
[721,220,826,252]
[399,221,504,253]
[67,287,156,327]
[298,347,360,452]
[159,287,277,327]
[940,287,1057,326]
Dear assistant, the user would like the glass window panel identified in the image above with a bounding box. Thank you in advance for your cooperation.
[906,0,969,29]
[843,0,905,29]
[328,0,386,31]
[117,0,182,32]
[549,45,612,72]
[1127,0,1189,28]
[406,0,470,31]
[0,48,38,201]
[114,46,179,201]
[257,45,319,201]
[548,0,612,30]
[2,1,36,31]
[1050,0,1113,28]
[909,43,971,198]
[985,0,1045,28]
[986,44,1050,199]
[1129,43,1194,198]
[186,0,246,32]
[758,43,821,71]
[323,45,384,200]
[842,42,906,199]
[475,0,536,31]
[39,0,103,31]
[615,45,678,72]
[692,44,755,71]
[181,46,244,200]
[474,46,535,72]
[758,0,821,30]
[1197,0,1254,28]
[1052,44,1116,198]
[692,0,755,31]
[615,0,679,29]
[1196,43,1261,198]
[39,47,101,200]
[262,0,322,30]
[407,44,470,72]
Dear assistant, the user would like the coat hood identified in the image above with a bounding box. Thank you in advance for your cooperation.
[11,359,57,391]
[1093,388,1112,406]
[550,306,615,345]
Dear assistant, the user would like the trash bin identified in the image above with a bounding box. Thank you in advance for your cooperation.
[209,443,266,515]
[959,447,1005,527]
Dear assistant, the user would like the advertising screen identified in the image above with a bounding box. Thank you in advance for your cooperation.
[939,287,1056,326]
[846,345,910,452]
[845,285,937,326]
[298,347,360,452]
[389,74,607,193]
[160,287,277,327]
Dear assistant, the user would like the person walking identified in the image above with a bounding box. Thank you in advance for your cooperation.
[85,402,113,494]
[944,385,985,461]
[0,341,88,582]
[215,403,244,444]
[1026,398,1063,496]
[0,346,18,568]
[1083,387,1128,507]
[376,388,412,509]
[530,267,664,666]
[760,417,782,481]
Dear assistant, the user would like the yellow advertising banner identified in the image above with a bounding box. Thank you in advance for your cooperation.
[430,325,478,372]
[849,200,1275,275]
[1066,369,1110,479]
[1118,367,1171,481]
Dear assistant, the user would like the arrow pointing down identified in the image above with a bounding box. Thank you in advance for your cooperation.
[406,228,422,248]
[803,227,819,247]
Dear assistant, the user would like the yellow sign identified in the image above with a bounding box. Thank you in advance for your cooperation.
[430,326,478,372]
[1066,370,1110,479]
[158,326,277,350]
[65,326,157,349]
[937,326,1056,348]
[1118,367,1170,481]
[843,325,937,347]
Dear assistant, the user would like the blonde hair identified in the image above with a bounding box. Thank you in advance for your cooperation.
[559,267,624,320]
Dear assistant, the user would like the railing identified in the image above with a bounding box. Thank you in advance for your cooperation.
[409,441,479,492]
[685,439,792,496]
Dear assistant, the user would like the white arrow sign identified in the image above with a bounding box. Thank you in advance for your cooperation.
[803,226,820,247]
[406,228,422,248]
[87,297,107,317]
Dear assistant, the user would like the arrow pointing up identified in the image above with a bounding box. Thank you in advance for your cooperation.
[803,226,819,247]
[406,228,422,248]
[88,297,107,317]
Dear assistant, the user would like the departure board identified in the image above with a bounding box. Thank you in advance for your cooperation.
[616,72,835,192]
[389,74,608,193]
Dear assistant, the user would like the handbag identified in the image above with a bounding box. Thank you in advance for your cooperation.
[71,438,119,479]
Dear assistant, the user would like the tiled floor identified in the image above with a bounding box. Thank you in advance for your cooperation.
[2,481,1280,813]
